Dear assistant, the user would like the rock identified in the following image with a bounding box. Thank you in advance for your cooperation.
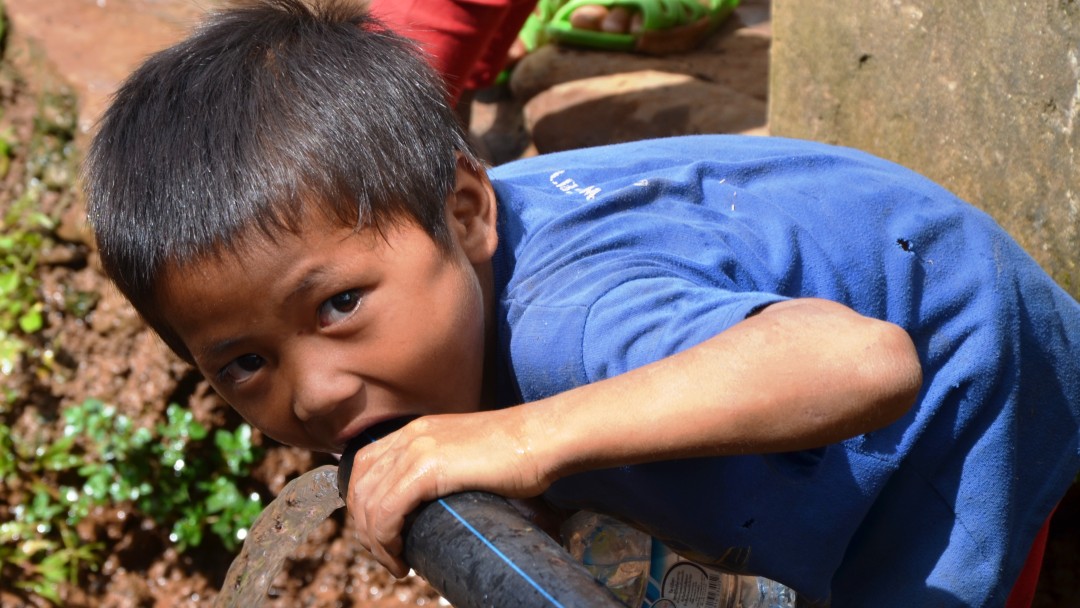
[524,69,766,153]
[467,85,533,165]
[769,0,1080,299]
[3,0,203,140]
[510,0,771,102]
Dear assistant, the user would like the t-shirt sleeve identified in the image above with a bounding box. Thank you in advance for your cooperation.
[581,277,788,381]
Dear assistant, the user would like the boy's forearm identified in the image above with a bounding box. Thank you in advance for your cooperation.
[522,298,923,485]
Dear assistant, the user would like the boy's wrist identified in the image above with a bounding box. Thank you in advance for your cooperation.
[512,397,579,492]
[516,389,612,489]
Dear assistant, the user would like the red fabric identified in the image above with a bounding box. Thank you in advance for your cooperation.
[467,0,538,91]
[367,0,538,104]
[1005,506,1056,608]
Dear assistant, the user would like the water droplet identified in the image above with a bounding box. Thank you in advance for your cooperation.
[173,459,185,472]
[236,528,248,541]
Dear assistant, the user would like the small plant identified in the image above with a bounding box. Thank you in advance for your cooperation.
[0,177,49,376]
[0,84,78,377]
[0,399,264,604]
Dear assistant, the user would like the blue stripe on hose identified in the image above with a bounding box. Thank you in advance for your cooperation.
[437,498,565,608]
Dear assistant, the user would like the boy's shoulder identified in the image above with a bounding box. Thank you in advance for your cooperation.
[489,135,951,218]
[488,134,964,264]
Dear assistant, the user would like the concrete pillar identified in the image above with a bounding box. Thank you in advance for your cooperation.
[769,0,1079,299]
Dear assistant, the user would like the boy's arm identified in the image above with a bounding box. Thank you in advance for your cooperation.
[535,297,922,471]
[346,297,923,576]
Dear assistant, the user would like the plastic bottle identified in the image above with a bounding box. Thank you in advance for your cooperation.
[562,511,797,608]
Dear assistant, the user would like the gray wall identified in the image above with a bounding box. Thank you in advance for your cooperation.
[769,0,1079,299]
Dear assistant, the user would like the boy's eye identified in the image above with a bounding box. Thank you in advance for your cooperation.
[318,289,363,327]
[219,354,264,384]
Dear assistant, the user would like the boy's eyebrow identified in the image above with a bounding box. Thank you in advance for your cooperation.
[283,266,334,305]
[195,267,334,364]
[200,336,246,363]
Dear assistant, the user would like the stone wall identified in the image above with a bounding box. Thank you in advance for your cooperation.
[769,0,1079,299]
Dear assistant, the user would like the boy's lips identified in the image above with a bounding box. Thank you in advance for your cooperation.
[333,418,389,450]
[333,414,418,450]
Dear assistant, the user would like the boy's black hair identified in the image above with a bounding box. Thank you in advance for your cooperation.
[83,0,477,362]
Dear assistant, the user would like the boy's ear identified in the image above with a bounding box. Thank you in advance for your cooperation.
[445,153,498,264]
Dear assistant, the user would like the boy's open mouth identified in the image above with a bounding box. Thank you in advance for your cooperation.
[335,414,420,453]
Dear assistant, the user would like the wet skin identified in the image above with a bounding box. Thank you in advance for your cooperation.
[157,160,500,455]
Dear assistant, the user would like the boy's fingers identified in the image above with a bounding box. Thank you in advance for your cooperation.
[378,551,410,579]
[349,496,407,577]
[347,449,423,576]
[367,497,407,556]
[363,498,409,577]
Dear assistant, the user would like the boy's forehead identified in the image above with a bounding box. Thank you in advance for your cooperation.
[152,220,343,345]
[155,212,425,313]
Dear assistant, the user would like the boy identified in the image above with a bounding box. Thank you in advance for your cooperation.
[83,0,1079,606]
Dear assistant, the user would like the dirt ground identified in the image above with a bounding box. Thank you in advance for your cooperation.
[0,0,1075,607]
[0,9,440,605]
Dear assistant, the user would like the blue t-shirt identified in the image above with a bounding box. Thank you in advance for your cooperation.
[487,135,1080,607]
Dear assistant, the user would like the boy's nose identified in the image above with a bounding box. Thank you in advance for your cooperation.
[288,354,364,422]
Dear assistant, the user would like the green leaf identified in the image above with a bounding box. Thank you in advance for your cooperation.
[37,550,74,584]
[170,510,205,551]
[17,306,42,334]
[203,476,243,514]
[0,271,17,295]
[17,579,61,604]
[40,435,78,470]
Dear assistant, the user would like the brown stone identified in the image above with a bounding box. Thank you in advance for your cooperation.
[511,1,771,103]
[3,0,203,141]
[524,69,767,153]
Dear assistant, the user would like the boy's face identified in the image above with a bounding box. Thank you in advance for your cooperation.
[156,168,499,454]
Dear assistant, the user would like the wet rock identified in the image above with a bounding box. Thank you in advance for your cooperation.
[525,69,767,153]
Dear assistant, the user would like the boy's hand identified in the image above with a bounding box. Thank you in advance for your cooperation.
[343,408,551,577]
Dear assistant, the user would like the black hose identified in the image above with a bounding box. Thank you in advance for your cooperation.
[337,419,625,608]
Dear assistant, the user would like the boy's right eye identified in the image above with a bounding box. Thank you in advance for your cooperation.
[219,354,265,384]
[317,289,363,328]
